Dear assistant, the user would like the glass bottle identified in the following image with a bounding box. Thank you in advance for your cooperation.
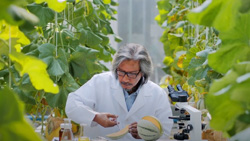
[59,123,65,141]
[78,124,90,141]
[61,122,74,141]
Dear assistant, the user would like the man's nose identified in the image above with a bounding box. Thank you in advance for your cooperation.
[122,74,130,82]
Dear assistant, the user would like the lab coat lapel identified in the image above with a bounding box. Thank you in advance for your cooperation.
[111,77,128,113]
[125,86,149,119]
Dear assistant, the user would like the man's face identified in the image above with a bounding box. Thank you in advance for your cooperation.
[117,60,142,91]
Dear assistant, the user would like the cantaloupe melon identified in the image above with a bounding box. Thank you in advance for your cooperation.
[106,125,129,140]
[137,116,163,141]
[142,116,162,132]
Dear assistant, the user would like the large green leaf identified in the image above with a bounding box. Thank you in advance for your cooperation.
[0,21,31,46]
[69,46,104,83]
[208,13,250,74]
[8,5,39,25]
[183,47,200,68]
[27,3,55,27]
[45,73,79,109]
[187,0,241,31]
[0,0,27,25]
[206,90,244,132]
[239,0,250,13]
[14,74,36,105]
[9,52,59,94]
[0,87,42,141]
[208,44,250,74]
[0,39,9,56]
[38,43,68,76]
[206,62,250,135]
[79,28,103,47]
[35,0,67,13]
[219,13,250,46]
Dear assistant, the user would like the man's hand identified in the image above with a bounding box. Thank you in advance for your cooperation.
[129,122,141,139]
[93,113,118,128]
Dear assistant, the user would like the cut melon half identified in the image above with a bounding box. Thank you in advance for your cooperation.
[106,125,129,140]
[137,116,163,141]
[142,116,162,133]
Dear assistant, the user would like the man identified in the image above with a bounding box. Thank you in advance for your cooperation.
[65,43,173,140]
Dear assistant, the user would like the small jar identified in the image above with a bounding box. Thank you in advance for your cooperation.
[59,123,65,141]
[61,123,74,141]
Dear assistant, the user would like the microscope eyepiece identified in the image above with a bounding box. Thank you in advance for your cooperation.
[167,85,175,93]
[168,84,189,102]
[176,84,183,91]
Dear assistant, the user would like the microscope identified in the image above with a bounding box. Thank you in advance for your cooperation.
[168,84,206,141]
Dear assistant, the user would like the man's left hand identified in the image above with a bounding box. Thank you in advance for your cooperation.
[129,122,141,139]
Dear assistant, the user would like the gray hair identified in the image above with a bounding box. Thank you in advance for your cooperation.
[112,43,153,84]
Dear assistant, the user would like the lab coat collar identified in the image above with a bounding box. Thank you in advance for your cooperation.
[110,74,153,119]
[110,74,128,112]
[125,84,152,119]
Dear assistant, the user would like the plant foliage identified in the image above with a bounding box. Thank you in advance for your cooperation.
[0,0,119,139]
[156,0,250,138]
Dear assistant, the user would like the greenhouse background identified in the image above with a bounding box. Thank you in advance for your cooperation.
[108,0,166,83]
[0,0,250,141]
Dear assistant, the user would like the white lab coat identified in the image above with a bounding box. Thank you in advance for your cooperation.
[65,72,173,140]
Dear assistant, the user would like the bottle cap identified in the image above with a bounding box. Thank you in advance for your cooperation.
[64,118,71,124]
[64,123,72,129]
[60,123,66,128]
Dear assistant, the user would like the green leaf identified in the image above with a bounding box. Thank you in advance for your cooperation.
[168,33,184,51]
[38,43,68,76]
[103,0,111,4]
[0,39,9,56]
[69,46,104,83]
[238,114,250,124]
[0,22,31,46]
[27,3,55,27]
[9,52,59,94]
[206,91,244,131]
[0,62,4,70]
[47,0,67,13]
[219,13,250,46]
[97,33,109,46]
[208,43,250,74]
[14,74,36,105]
[208,13,250,74]
[34,0,67,13]
[239,0,250,13]
[0,87,42,141]
[114,34,122,42]
[79,28,103,47]
[45,73,79,109]
[8,5,39,25]
[231,79,250,103]
[0,0,27,25]
[187,0,241,31]
[206,62,250,134]
[157,0,171,11]
[183,47,200,68]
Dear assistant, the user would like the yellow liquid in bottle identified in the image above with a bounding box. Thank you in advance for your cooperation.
[78,137,90,141]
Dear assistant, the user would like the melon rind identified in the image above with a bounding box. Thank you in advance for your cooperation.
[137,119,162,141]
[106,125,129,140]
[142,116,163,134]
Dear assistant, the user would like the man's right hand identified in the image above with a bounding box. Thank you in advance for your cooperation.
[93,113,118,127]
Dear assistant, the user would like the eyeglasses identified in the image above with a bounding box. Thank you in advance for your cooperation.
[116,69,141,79]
